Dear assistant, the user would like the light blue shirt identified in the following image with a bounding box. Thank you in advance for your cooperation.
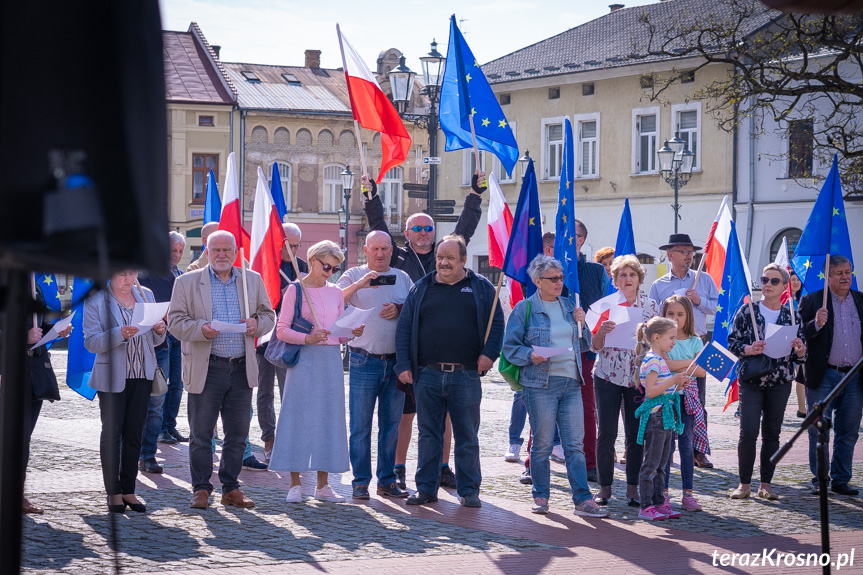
[649,268,718,337]
[209,266,244,358]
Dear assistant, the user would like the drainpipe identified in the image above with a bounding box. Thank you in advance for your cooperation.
[240,109,247,223]
[229,106,234,153]
[745,101,755,261]
[731,95,739,221]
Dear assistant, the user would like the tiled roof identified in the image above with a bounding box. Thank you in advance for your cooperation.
[222,62,352,113]
[482,0,776,84]
[163,29,235,104]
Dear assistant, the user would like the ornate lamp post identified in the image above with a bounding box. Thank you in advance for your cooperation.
[340,165,354,262]
[387,40,445,218]
[657,131,695,233]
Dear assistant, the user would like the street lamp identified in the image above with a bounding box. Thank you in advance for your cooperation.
[657,130,694,233]
[388,40,445,220]
[519,149,531,177]
[340,166,354,263]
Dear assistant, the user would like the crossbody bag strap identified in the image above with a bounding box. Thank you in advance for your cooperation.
[522,300,532,345]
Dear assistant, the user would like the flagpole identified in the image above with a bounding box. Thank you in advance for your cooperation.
[239,257,251,319]
[747,299,760,340]
[574,293,583,338]
[336,24,372,199]
[30,273,38,329]
[468,114,483,179]
[789,295,796,326]
[484,272,505,345]
[281,247,322,329]
[822,254,830,309]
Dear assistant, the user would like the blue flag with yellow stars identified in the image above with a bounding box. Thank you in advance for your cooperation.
[791,155,856,294]
[553,118,579,297]
[712,220,751,349]
[502,158,543,297]
[439,15,519,175]
[204,168,222,225]
[607,199,636,295]
[694,340,737,382]
[66,276,97,400]
[36,273,62,312]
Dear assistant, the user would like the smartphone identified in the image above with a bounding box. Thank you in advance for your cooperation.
[370,275,397,286]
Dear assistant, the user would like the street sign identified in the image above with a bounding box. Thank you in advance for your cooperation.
[423,157,441,164]
[403,183,429,191]
[407,190,428,199]
[436,199,456,206]
[433,207,455,215]
[433,215,459,223]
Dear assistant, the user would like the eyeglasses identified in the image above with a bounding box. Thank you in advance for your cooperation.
[760,276,783,286]
[672,249,696,256]
[320,263,341,274]
[409,225,434,233]
[285,240,301,250]
[541,276,565,283]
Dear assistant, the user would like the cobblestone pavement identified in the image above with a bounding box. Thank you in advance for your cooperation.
[18,351,863,574]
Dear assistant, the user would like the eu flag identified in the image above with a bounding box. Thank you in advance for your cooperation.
[502,158,543,297]
[36,273,62,312]
[712,220,751,348]
[66,276,97,400]
[270,162,287,222]
[607,199,636,295]
[554,118,579,297]
[694,340,737,382]
[204,168,222,225]
[791,155,857,294]
[439,15,519,175]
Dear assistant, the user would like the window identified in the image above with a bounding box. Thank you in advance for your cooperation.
[549,87,560,99]
[379,167,403,224]
[541,117,566,180]
[268,162,292,211]
[462,149,487,185]
[198,115,214,127]
[672,103,701,169]
[639,74,654,89]
[192,154,218,204]
[680,70,695,83]
[476,255,501,284]
[769,228,802,262]
[322,164,345,212]
[499,93,511,105]
[582,83,594,96]
[241,70,260,82]
[788,120,814,178]
[575,113,600,178]
[632,107,660,174]
[490,121,516,183]
[282,73,301,86]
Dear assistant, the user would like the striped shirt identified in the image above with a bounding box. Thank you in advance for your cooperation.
[828,290,862,367]
[116,301,146,379]
[209,266,245,358]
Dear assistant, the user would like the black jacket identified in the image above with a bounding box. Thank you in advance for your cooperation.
[799,288,863,389]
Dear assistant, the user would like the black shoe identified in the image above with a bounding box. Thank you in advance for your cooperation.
[170,429,189,442]
[810,482,821,495]
[519,469,533,485]
[459,493,482,508]
[594,496,608,506]
[797,411,807,419]
[107,497,126,514]
[138,458,163,474]
[586,467,598,483]
[440,466,457,488]
[122,496,146,513]
[831,483,859,496]
[377,483,408,498]
[352,485,370,500]
[157,432,178,444]
[394,467,406,490]
[242,456,268,472]
[627,497,640,507]
[406,490,438,505]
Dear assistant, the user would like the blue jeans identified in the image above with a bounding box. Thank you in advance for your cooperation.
[348,352,404,488]
[807,369,863,486]
[414,367,482,497]
[160,335,184,435]
[664,409,694,491]
[139,348,166,460]
[523,377,592,505]
[509,391,527,446]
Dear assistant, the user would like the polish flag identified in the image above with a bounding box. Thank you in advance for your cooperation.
[251,166,287,309]
[701,196,732,290]
[337,25,411,183]
[218,152,251,266]
[773,236,794,305]
[487,173,523,306]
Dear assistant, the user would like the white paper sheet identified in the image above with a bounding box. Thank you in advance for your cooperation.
[29,311,75,351]
[328,306,374,338]
[130,301,170,335]
[602,308,644,351]
[674,288,690,297]
[211,319,248,333]
[532,346,572,359]
[585,291,627,331]
[763,324,798,359]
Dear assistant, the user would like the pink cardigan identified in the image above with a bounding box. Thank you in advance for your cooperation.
[277,283,350,346]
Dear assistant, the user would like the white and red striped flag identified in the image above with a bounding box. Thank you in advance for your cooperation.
[251,166,286,309]
[487,173,523,306]
[701,195,732,289]
[218,152,251,265]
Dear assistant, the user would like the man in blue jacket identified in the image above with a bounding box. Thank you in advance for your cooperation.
[395,234,504,508]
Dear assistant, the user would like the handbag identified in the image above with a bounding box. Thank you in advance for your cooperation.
[265,282,315,369]
[735,305,778,385]
[151,367,168,396]
[499,300,531,392]
[27,351,61,402]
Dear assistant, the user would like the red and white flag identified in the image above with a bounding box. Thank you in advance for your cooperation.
[337,25,411,183]
[701,195,732,290]
[487,173,523,306]
[773,236,794,305]
[218,152,251,265]
[251,166,286,309]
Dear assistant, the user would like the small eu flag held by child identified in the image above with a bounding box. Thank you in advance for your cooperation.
[693,340,738,382]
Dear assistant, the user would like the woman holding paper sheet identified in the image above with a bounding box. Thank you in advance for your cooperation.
[269,240,365,504]
[727,263,807,501]
[502,255,606,517]
[83,270,166,513]
[591,255,660,507]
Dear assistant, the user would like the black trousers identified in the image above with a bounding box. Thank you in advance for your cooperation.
[738,380,792,485]
[98,379,151,495]
[594,376,644,487]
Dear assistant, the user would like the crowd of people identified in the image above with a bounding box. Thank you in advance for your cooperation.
[18,172,861,521]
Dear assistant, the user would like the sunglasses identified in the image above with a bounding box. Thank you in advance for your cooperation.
[409,225,434,233]
[760,276,783,286]
[320,263,341,274]
[541,276,565,283]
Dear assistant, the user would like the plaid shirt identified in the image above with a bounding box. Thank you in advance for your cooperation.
[682,379,710,454]
[209,266,244,358]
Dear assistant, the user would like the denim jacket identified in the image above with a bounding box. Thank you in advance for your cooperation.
[502,292,591,389]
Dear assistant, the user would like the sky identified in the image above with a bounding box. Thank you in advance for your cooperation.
[159,0,657,72]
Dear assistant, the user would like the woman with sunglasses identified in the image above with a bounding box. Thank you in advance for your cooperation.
[269,240,365,504]
[502,254,607,517]
[727,263,806,501]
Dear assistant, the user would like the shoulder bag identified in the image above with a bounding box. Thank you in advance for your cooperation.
[499,300,531,392]
[265,282,315,369]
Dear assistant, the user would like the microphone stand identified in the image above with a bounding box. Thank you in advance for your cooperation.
[771,356,863,575]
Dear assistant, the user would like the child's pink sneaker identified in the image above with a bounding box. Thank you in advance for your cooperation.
[657,502,682,518]
[638,506,667,521]
[681,495,702,512]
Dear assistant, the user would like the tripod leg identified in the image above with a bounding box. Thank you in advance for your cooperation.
[816,418,831,574]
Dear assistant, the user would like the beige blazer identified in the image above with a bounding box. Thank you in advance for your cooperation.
[167,265,275,394]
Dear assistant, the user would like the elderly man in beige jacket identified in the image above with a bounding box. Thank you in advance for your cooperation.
[168,230,275,510]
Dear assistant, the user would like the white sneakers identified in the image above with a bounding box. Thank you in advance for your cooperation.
[314,485,345,502]
[504,443,522,462]
[550,445,566,463]
[285,485,303,503]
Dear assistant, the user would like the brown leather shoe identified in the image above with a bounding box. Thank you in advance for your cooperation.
[263,438,274,462]
[22,497,44,515]
[190,490,210,509]
[221,489,255,508]
[694,452,714,469]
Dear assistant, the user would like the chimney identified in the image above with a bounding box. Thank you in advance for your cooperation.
[211,45,221,59]
[609,4,625,11]
[305,49,321,68]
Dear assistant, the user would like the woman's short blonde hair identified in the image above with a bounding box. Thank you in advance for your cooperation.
[306,240,345,264]
[762,262,789,284]
[611,254,645,285]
